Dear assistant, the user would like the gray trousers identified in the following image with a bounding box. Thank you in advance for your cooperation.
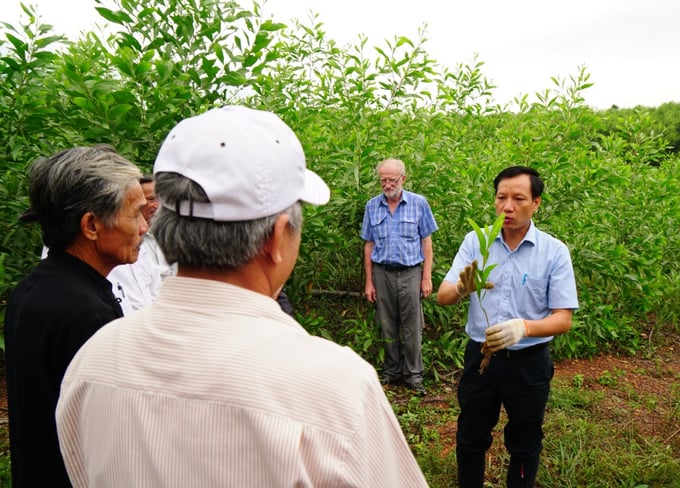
[373,264,424,383]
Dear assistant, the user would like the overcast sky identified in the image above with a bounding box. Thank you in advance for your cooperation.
[5,0,679,109]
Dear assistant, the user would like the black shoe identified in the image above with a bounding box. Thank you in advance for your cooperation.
[380,376,401,386]
[405,381,426,396]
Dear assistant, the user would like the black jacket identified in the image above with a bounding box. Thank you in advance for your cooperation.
[4,250,122,487]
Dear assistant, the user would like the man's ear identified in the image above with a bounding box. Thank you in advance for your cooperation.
[265,214,291,265]
[80,212,99,241]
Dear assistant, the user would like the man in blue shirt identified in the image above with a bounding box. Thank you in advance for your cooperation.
[361,159,438,395]
[437,166,578,487]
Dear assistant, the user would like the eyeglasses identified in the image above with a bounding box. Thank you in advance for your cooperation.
[380,176,403,185]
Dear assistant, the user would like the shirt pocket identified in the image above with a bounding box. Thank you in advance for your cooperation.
[522,276,549,314]
[371,215,389,240]
[399,219,418,242]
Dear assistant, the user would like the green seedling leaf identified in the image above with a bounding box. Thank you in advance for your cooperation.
[467,217,487,259]
[467,213,505,322]
[480,263,497,283]
[467,213,505,374]
[490,213,505,242]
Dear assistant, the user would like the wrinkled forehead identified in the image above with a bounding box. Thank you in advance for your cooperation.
[120,184,147,211]
[496,174,532,194]
[378,162,403,176]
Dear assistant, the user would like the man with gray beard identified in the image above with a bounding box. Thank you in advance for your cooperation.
[361,158,438,395]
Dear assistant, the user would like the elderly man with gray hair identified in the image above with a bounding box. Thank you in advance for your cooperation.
[4,145,147,487]
[56,106,428,487]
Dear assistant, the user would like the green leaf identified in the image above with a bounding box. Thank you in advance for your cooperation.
[111,57,133,76]
[214,43,224,63]
[107,103,133,122]
[222,70,247,86]
[258,20,286,32]
[5,33,27,56]
[467,217,487,258]
[480,264,497,283]
[120,32,142,52]
[34,35,65,49]
[252,31,272,53]
[95,7,134,25]
[135,61,152,76]
[490,212,505,241]
[72,97,96,112]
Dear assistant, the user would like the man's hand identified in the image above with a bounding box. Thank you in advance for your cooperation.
[455,260,494,298]
[365,283,376,303]
[421,277,433,298]
[485,319,527,351]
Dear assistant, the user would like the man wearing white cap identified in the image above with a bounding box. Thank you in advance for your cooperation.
[56,106,428,487]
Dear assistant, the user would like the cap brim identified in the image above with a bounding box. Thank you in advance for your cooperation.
[300,169,330,206]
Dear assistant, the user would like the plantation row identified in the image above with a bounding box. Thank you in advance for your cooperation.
[1,1,679,374]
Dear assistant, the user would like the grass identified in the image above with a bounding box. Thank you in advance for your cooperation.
[0,426,9,488]
[388,376,680,488]
[0,361,678,488]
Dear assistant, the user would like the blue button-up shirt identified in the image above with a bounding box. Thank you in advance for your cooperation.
[443,221,579,349]
[361,190,438,267]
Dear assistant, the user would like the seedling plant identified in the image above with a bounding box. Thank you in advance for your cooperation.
[467,213,505,373]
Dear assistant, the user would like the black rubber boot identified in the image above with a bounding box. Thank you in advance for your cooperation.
[506,455,540,488]
[456,450,486,488]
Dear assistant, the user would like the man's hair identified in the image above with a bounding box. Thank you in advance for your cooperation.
[376,158,406,174]
[140,174,154,185]
[493,166,544,199]
[152,172,303,270]
[28,145,142,250]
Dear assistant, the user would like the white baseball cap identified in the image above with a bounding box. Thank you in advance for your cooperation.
[153,106,330,221]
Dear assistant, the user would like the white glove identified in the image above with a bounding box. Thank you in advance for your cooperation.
[485,319,527,352]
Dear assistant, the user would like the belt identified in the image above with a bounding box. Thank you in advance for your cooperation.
[473,341,549,359]
[376,263,419,272]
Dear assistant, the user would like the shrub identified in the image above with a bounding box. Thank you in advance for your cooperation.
[1,1,678,372]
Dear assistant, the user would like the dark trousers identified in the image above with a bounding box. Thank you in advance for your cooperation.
[456,340,553,488]
[373,263,424,383]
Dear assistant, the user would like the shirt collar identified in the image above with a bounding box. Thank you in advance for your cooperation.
[379,189,409,206]
[496,220,537,248]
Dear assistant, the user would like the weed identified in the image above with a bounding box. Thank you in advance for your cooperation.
[598,369,619,387]
[571,373,585,388]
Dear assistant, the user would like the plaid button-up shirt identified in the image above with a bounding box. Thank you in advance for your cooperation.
[361,190,438,266]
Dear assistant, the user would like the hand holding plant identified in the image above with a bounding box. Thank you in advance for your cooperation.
[455,260,494,298]
[485,318,527,351]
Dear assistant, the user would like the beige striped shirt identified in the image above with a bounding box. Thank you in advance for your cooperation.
[57,277,428,487]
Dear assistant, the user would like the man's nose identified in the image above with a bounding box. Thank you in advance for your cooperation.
[139,215,149,235]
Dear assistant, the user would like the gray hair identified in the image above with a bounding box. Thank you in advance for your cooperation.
[152,172,303,271]
[376,158,406,174]
[28,145,142,250]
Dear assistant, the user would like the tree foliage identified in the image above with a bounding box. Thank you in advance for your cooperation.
[1,0,678,373]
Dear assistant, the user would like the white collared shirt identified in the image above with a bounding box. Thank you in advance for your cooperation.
[107,242,162,315]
